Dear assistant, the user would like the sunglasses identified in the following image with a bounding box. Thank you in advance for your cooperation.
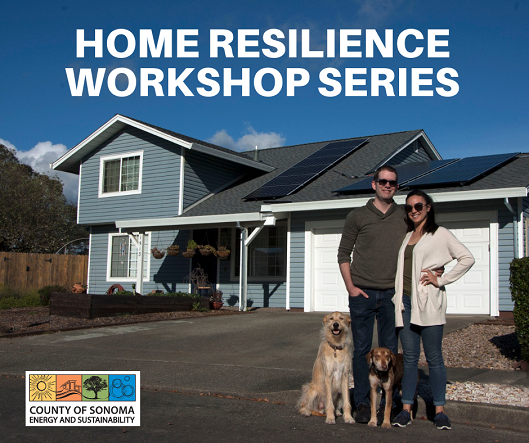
[374,179,398,187]
[404,202,425,213]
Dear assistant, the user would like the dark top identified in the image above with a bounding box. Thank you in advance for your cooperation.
[403,243,416,297]
[337,199,408,289]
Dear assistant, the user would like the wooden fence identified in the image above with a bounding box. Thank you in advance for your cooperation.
[0,252,88,292]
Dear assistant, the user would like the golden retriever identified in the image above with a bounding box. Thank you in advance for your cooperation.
[297,312,354,425]
[366,347,404,428]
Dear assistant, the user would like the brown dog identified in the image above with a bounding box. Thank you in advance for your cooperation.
[297,312,355,425]
[366,347,404,428]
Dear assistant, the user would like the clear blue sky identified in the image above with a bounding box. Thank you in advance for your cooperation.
[1,0,528,200]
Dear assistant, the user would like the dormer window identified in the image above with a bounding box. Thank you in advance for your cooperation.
[99,151,143,197]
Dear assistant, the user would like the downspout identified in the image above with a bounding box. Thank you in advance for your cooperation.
[504,198,519,259]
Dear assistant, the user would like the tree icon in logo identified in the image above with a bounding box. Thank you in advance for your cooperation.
[83,376,108,399]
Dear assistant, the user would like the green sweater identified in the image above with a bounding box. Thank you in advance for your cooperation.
[337,199,408,290]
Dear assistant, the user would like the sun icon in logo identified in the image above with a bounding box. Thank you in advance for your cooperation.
[29,374,56,401]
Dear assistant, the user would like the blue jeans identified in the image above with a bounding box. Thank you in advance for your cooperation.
[349,288,398,407]
[399,295,446,406]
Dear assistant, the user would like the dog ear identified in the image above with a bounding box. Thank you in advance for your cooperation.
[366,349,374,363]
[323,314,328,324]
[346,315,351,325]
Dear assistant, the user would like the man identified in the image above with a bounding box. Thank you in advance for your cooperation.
[337,165,406,423]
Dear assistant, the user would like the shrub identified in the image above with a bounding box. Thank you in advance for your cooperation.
[0,286,41,309]
[510,257,529,362]
[159,291,201,299]
[37,285,69,306]
[114,290,134,296]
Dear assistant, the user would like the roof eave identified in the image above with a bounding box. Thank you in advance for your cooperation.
[51,114,274,174]
[261,187,528,213]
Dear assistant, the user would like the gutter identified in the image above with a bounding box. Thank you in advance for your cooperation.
[261,187,528,214]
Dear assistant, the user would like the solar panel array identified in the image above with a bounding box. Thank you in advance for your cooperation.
[403,152,519,187]
[333,159,459,193]
[244,138,369,200]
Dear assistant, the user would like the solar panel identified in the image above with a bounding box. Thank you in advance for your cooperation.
[403,152,519,187]
[244,138,369,200]
[333,159,459,193]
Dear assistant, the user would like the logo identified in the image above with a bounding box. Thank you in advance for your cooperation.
[26,371,140,426]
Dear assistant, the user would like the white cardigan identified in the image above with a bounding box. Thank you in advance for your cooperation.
[393,226,475,327]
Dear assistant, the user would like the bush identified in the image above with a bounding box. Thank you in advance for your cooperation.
[157,291,201,299]
[0,285,42,309]
[37,285,69,306]
[510,257,529,362]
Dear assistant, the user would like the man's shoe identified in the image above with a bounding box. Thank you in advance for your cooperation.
[354,403,371,423]
[434,412,452,430]
[392,410,412,427]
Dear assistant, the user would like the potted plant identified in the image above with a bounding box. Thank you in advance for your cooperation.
[198,244,216,256]
[151,247,165,259]
[184,265,211,296]
[216,246,230,259]
[182,239,197,258]
[166,244,180,256]
[210,290,224,310]
[71,283,87,294]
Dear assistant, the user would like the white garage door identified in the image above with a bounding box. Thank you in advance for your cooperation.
[312,219,490,315]
[313,228,349,312]
[440,220,490,315]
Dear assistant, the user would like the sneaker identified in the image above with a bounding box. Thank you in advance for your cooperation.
[434,412,452,430]
[354,403,371,423]
[392,410,412,427]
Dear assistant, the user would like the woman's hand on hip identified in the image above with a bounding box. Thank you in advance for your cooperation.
[420,269,439,287]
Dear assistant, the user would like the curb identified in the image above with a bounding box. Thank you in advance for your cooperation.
[0,309,248,339]
[415,399,529,432]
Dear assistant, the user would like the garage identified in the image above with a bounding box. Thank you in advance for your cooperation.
[310,215,492,315]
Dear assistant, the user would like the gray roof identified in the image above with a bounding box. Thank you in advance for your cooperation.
[182,129,426,217]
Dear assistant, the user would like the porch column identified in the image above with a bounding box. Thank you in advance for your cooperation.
[129,232,145,295]
[239,227,248,311]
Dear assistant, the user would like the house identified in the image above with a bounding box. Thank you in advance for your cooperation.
[52,114,529,317]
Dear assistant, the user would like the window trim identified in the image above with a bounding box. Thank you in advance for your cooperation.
[98,151,143,198]
[229,224,287,283]
[106,232,151,282]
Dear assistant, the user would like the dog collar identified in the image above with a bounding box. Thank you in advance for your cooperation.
[370,364,388,376]
[328,342,344,358]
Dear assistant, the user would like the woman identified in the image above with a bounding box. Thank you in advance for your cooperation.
[391,190,475,430]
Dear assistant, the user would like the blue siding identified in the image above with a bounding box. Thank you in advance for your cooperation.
[290,209,352,308]
[79,128,182,224]
[183,150,247,209]
[88,225,192,294]
[388,140,431,166]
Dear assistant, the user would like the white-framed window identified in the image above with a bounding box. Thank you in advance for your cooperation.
[98,151,143,198]
[106,233,151,282]
[230,224,287,282]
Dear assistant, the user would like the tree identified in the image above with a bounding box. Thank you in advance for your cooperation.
[0,143,88,253]
[83,376,108,399]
